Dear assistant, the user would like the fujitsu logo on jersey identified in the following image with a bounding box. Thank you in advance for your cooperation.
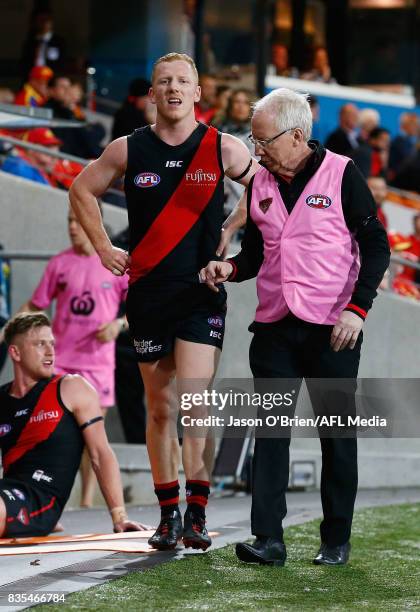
[30,409,60,424]
[185,168,217,185]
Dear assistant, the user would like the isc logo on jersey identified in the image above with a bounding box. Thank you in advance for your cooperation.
[134,172,161,188]
[306,194,332,209]
[32,469,53,483]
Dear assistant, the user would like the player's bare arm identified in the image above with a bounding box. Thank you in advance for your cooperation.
[69,138,129,276]
[217,133,260,257]
[60,375,147,531]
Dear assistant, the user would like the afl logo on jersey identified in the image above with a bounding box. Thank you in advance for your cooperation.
[306,194,332,209]
[0,424,11,437]
[208,316,223,328]
[134,172,161,188]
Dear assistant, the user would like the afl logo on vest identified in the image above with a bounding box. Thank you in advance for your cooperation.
[134,172,161,188]
[306,194,332,209]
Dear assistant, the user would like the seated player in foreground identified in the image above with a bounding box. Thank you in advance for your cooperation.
[0,312,145,538]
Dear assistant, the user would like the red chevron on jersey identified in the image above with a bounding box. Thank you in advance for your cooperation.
[3,376,64,473]
[129,126,221,285]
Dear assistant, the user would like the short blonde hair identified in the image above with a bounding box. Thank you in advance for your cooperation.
[151,53,198,83]
[4,312,51,347]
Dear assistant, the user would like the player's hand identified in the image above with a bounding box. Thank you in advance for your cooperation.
[98,245,129,276]
[199,261,233,292]
[216,227,234,259]
[95,320,121,343]
[113,520,152,533]
[330,310,363,352]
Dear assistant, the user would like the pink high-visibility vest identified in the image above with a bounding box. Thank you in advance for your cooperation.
[250,150,360,325]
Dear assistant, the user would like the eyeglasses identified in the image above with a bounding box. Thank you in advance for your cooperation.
[248,127,297,148]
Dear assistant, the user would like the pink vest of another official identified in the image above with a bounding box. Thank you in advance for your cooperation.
[250,150,360,325]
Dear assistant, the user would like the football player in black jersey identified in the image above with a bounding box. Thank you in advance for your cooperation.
[0,312,146,537]
[70,53,259,551]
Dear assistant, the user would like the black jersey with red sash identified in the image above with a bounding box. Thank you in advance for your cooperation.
[0,376,84,508]
[124,122,225,288]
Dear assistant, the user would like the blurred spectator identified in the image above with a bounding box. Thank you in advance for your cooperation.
[68,79,86,120]
[0,88,14,104]
[20,9,65,79]
[367,176,388,230]
[358,108,380,143]
[352,127,390,179]
[301,47,336,84]
[270,43,299,78]
[217,89,253,146]
[389,112,419,177]
[44,74,72,118]
[211,85,232,127]
[45,75,104,159]
[1,128,83,190]
[391,144,420,194]
[195,74,217,124]
[2,128,60,186]
[390,213,420,300]
[112,78,151,140]
[325,103,359,155]
[14,65,53,107]
[217,89,254,216]
[201,33,218,74]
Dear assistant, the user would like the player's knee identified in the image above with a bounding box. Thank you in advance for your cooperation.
[0,497,7,537]
[147,399,175,427]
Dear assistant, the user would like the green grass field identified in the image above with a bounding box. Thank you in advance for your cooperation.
[38,503,420,611]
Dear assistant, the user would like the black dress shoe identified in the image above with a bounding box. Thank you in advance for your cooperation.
[148,509,183,550]
[313,541,351,565]
[236,537,287,566]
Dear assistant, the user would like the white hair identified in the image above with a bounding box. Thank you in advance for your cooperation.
[253,88,312,141]
[359,108,380,129]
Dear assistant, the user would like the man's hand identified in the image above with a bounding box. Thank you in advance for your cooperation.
[330,310,363,352]
[95,320,122,343]
[99,246,129,276]
[199,261,234,292]
[113,519,151,533]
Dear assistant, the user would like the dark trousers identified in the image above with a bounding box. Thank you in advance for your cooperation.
[115,331,146,444]
[249,314,362,547]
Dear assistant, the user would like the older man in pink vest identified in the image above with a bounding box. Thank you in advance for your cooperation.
[201,88,390,567]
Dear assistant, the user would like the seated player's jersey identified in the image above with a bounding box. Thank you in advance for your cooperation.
[124,122,225,288]
[0,375,84,508]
